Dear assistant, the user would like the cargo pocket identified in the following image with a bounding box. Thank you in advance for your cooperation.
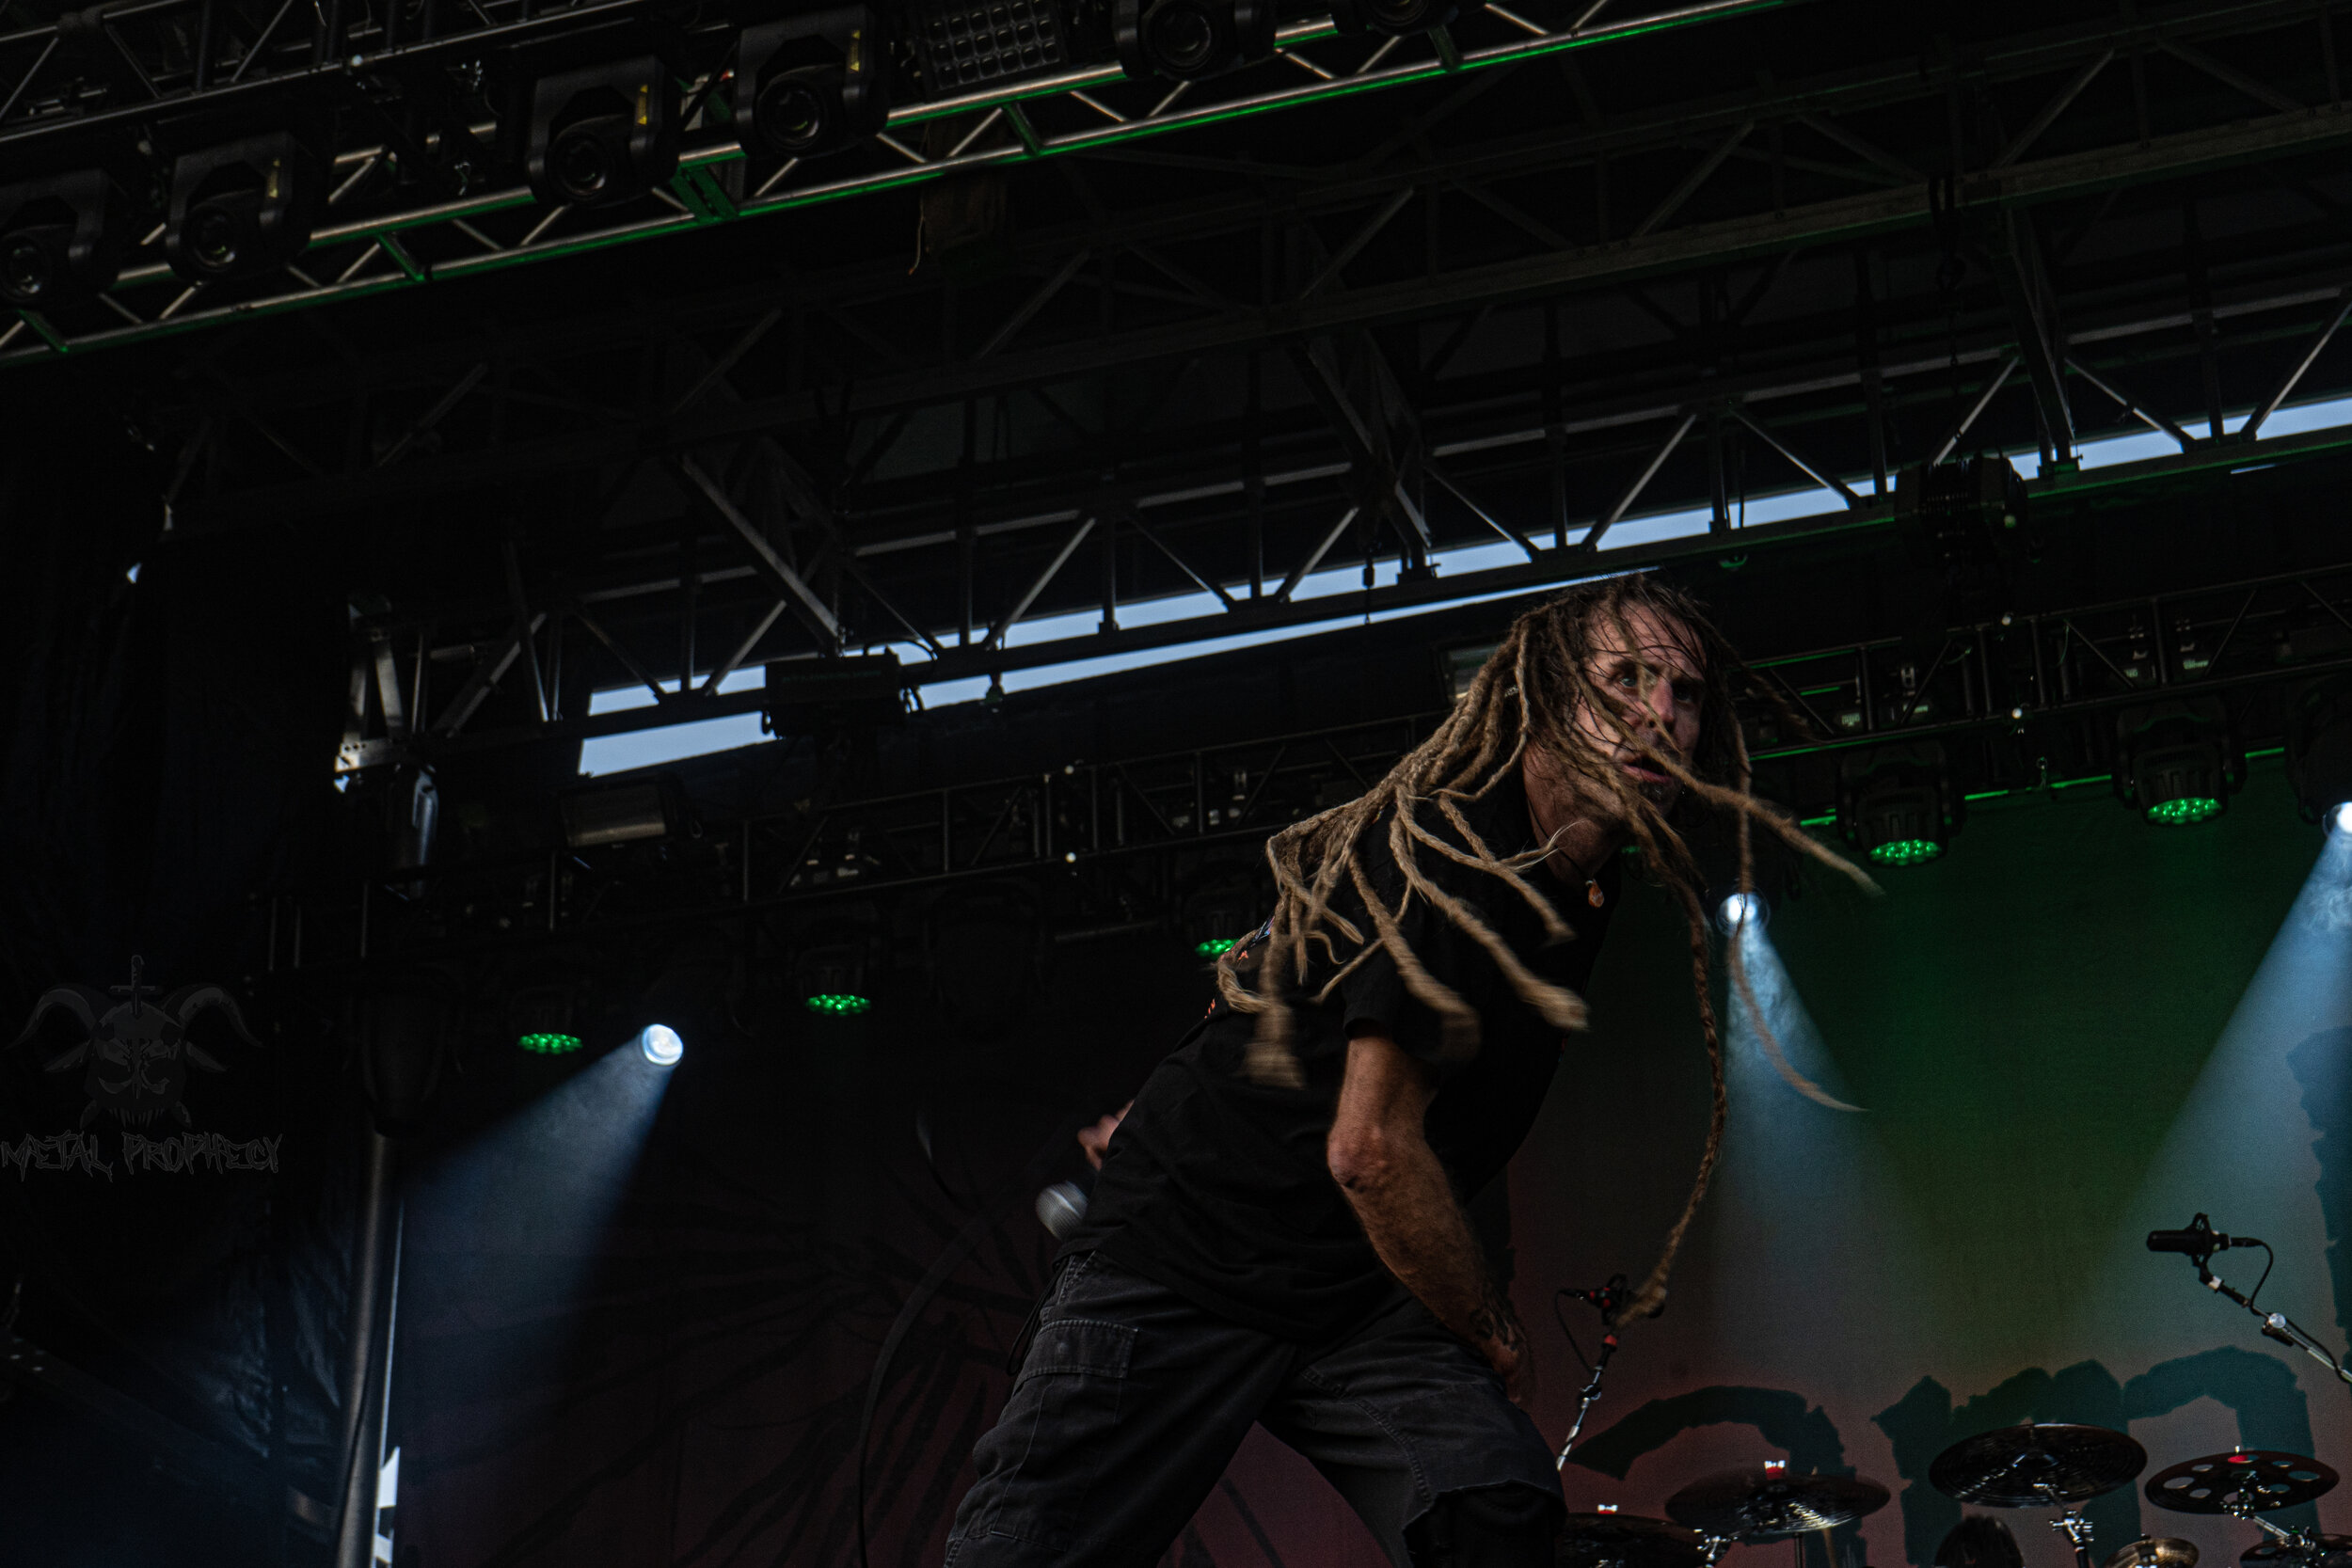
[970,1314,1137,1551]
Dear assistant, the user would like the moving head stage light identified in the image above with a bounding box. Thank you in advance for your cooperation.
[163,131,323,285]
[1115,0,1277,82]
[522,53,682,208]
[0,169,129,309]
[736,6,892,162]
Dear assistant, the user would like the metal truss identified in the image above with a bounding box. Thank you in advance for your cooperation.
[319,272,2352,773]
[52,0,2352,781]
[270,550,2352,975]
[0,0,1779,362]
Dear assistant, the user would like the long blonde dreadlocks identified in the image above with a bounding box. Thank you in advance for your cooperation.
[1217,574,1875,1323]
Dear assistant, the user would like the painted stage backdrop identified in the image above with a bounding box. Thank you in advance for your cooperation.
[398,757,2352,1568]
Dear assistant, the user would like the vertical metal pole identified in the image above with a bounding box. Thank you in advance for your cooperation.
[959,399,977,645]
[194,0,217,88]
[1247,355,1265,598]
[543,611,562,724]
[331,1132,395,1568]
[678,528,699,692]
[1854,250,1889,494]
[1707,402,1730,533]
[1545,305,1567,546]
[1099,513,1118,633]
[2185,202,2224,440]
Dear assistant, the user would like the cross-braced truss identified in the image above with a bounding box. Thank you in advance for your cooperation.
[27,0,2352,766]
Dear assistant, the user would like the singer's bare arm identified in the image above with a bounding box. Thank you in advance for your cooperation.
[1327,1032,1526,1393]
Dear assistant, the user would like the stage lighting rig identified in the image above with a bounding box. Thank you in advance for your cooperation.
[636,1023,685,1065]
[561,777,689,847]
[2288,675,2352,828]
[2113,699,2241,826]
[162,132,322,285]
[510,985,583,1055]
[0,170,130,309]
[1328,0,1457,37]
[793,942,874,1015]
[1183,864,1262,958]
[907,0,1069,93]
[1115,0,1277,82]
[735,6,892,162]
[1896,453,2038,623]
[1837,743,1961,866]
[763,652,907,735]
[518,49,682,209]
[1715,891,1767,934]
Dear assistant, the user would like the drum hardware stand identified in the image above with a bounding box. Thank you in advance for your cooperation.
[2050,1505,2098,1568]
[2237,1503,2331,1561]
[1555,1276,1631,1470]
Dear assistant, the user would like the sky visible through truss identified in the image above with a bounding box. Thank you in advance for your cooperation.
[577,394,2352,776]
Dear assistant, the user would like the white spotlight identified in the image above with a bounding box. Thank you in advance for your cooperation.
[1717,891,1767,933]
[636,1024,684,1067]
[2333,801,2352,836]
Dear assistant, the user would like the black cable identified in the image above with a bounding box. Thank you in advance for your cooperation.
[2245,1241,2278,1309]
[1550,1288,1593,1374]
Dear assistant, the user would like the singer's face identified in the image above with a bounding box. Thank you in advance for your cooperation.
[1569,605,1706,820]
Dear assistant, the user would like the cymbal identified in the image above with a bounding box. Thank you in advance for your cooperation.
[2105,1539,2200,1568]
[1664,1470,1891,1541]
[2147,1452,2339,1515]
[1929,1425,2149,1507]
[2242,1536,2352,1568]
[1557,1513,1708,1568]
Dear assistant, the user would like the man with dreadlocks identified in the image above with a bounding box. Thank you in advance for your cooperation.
[945,576,1855,1568]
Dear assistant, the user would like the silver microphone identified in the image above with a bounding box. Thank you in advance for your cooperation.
[1034,1180,1090,1241]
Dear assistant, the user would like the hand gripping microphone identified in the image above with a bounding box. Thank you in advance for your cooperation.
[2146,1212,2264,1257]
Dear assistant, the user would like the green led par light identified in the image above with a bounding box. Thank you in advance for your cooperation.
[1195,938,1238,958]
[805,993,872,1016]
[1838,743,1960,868]
[518,1031,584,1055]
[2115,700,2241,828]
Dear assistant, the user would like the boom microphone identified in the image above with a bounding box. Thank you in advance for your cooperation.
[2146,1213,2264,1256]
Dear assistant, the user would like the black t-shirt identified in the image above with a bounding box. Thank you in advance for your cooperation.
[1063,770,1616,1341]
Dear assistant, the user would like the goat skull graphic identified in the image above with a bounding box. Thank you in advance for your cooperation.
[11,958,254,1129]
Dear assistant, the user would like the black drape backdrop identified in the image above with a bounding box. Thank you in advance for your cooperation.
[0,394,358,1562]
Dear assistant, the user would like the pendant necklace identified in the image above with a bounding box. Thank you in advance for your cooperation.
[1584,876,1605,909]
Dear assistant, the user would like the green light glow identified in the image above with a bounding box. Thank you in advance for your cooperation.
[1869,839,1942,866]
[517,1032,582,1055]
[2147,797,2221,825]
[1196,938,1239,957]
[805,993,872,1016]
